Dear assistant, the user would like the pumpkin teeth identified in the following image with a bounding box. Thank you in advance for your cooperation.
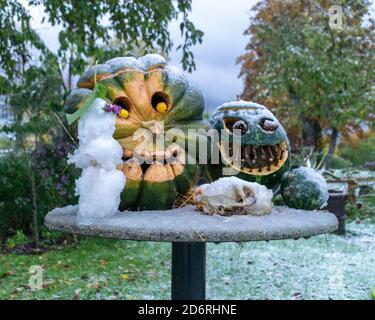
[220,141,288,176]
[123,145,186,177]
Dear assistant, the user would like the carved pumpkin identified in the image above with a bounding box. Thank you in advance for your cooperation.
[64,54,207,210]
[208,101,290,190]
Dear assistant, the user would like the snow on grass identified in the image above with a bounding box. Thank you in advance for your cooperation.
[1,221,374,300]
[207,220,375,300]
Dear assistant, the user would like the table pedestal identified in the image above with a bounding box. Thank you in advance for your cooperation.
[172,242,206,300]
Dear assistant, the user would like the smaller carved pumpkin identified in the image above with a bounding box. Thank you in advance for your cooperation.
[208,101,290,190]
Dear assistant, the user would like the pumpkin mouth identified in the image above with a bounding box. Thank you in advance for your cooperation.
[219,141,288,176]
[119,145,185,182]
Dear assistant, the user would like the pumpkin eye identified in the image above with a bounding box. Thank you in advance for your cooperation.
[151,92,170,114]
[233,120,248,133]
[113,97,132,119]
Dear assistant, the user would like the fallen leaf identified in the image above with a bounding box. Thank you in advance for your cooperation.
[88,282,100,290]
[119,274,129,280]
[72,293,80,300]
[0,271,14,278]
[63,279,72,285]
[100,259,108,266]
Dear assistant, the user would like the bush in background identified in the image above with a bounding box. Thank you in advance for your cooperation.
[290,150,353,170]
[339,136,375,168]
[0,134,78,241]
[345,194,375,222]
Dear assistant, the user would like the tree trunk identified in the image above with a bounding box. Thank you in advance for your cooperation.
[30,170,40,248]
[301,115,322,150]
[68,46,74,90]
[324,127,339,170]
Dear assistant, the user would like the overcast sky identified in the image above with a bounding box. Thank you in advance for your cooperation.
[26,0,374,111]
[168,0,257,110]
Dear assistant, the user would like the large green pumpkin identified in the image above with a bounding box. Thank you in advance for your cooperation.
[64,54,207,211]
[208,101,290,191]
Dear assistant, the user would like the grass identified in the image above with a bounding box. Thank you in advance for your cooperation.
[0,239,171,300]
[1,219,375,300]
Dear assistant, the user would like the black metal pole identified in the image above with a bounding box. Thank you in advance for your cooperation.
[171,242,206,300]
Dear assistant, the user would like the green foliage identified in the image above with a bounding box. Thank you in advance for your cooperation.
[5,230,29,249]
[238,0,375,150]
[345,194,375,222]
[0,153,33,238]
[0,1,44,80]
[339,136,375,167]
[2,53,64,146]
[0,140,78,239]
[291,150,353,169]
[329,155,353,170]
[66,83,107,125]
[14,0,202,75]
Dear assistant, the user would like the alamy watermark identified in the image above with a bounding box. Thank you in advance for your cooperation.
[129,121,244,175]
[329,5,344,30]
[28,265,43,291]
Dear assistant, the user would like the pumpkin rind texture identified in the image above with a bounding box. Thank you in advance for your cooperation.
[208,101,290,191]
[280,167,329,210]
[64,54,205,211]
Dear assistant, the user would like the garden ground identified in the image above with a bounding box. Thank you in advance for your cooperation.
[1,220,374,300]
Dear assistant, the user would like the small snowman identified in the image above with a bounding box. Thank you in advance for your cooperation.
[68,98,125,224]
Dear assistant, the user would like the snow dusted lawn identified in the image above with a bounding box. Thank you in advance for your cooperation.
[207,220,375,300]
[1,220,374,300]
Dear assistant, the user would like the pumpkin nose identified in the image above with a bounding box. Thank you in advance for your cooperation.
[142,120,163,135]
[259,118,279,132]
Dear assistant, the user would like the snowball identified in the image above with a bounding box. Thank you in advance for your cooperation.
[68,98,126,223]
[68,136,123,170]
[76,98,116,141]
[75,167,125,224]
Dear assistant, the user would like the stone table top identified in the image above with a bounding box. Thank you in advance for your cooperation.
[44,205,338,243]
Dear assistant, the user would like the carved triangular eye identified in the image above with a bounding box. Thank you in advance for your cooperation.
[233,120,248,133]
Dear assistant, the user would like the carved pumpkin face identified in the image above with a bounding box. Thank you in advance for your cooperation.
[65,54,207,210]
[208,101,290,190]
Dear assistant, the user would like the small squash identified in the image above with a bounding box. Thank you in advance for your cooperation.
[65,54,207,211]
[281,167,329,210]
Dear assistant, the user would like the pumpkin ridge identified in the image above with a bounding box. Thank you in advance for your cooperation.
[109,74,145,121]
[164,71,187,108]
[143,163,175,183]
[120,70,153,121]
[78,68,148,89]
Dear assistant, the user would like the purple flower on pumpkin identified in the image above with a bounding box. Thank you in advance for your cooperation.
[104,103,114,113]
[113,104,121,115]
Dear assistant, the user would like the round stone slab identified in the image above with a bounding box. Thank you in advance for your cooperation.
[45,205,338,243]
